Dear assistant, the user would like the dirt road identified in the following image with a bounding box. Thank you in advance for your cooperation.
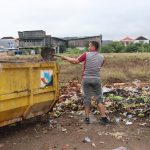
[0,112,149,150]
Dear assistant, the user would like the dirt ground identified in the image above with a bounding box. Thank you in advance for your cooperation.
[0,112,149,150]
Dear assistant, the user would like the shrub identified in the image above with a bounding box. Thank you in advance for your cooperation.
[101,42,150,53]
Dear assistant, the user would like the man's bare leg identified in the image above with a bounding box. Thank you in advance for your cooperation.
[98,103,107,117]
[85,107,90,118]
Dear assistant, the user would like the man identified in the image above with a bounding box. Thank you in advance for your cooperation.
[61,41,109,125]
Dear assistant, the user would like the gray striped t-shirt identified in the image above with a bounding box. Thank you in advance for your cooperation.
[78,51,104,79]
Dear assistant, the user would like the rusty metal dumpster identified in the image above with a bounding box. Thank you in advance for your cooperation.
[0,62,59,127]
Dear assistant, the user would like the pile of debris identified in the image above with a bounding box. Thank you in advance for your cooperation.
[52,80,84,117]
[51,79,150,122]
[104,80,150,118]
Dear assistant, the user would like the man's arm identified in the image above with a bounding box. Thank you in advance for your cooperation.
[61,56,80,64]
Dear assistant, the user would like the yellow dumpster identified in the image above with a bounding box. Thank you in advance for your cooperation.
[0,62,59,127]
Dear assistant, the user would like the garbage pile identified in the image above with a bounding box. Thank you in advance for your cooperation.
[104,81,150,118]
[52,79,84,117]
[51,79,150,121]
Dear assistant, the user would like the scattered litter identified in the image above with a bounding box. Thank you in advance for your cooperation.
[113,83,126,86]
[125,121,133,125]
[49,119,57,129]
[132,79,141,87]
[103,86,113,93]
[127,114,133,118]
[115,117,121,124]
[91,142,96,147]
[61,128,67,132]
[112,147,128,150]
[99,141,104,144]
[98,131,108,136]
[110,132,125,140]
[139,122,147,126]
[49,119,57,125]
[68,115,74,118]
[104,132,110,136]
[82,137,91,143]
[97,132,102,136]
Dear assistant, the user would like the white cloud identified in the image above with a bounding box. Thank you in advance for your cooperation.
[0,0,150,40]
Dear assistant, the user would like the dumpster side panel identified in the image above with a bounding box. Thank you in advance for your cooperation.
[0,62,59,127]
[0,68,29,95]
[0,95,29,125]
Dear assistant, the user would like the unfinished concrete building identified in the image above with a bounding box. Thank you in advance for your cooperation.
[18,30,51,48]
[18,30,102,53]
[67,35,102,48]
[51,37,67,53]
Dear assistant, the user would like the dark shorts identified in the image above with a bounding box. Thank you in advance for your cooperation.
[82,78,104,107]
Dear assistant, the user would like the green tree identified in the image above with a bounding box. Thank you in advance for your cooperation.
[101,44,113,53]
[125,44,139,52]
[101,42,125,53]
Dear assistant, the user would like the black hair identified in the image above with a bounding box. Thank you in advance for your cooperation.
[90,41,99,50]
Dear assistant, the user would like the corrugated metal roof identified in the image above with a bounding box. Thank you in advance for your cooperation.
[135,36,148,40]
[64,35,102,41]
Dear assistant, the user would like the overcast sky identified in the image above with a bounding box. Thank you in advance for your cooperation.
[0,0,149,40]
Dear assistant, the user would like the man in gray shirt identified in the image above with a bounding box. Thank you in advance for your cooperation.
[61,41,109,125]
